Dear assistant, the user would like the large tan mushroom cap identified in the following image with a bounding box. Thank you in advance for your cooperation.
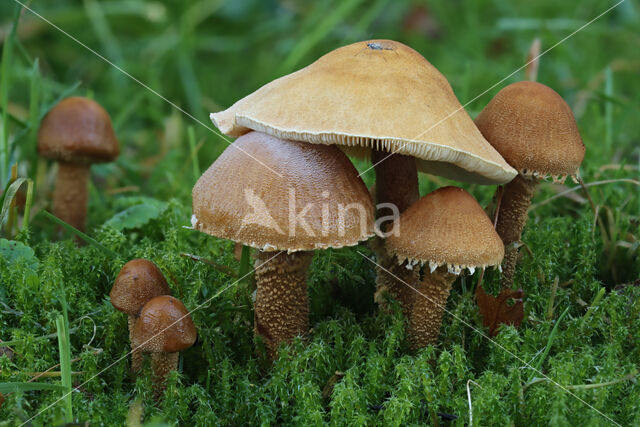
[133,296,197,354]
[386,186,504,273]
[192,131,375,252]
[475,81,585,179]
[211,40,516,185]
[110,259,171,316]
[38,97,119,164]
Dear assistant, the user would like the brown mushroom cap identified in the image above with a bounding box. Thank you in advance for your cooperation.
[192,131,375,252]
[211,40,516,185]
[110,259,171,316]
[132,296,196,354]
[474,81,585,179]
[386,186,504,273]
[38,97,120,164]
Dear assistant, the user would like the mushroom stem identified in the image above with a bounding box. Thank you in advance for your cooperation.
[53,161,89,232]
[375,261,418,318]
[371,150,419,315]
[150,351,179,397]
[495,175,537,289]
[128,315,143,373]
[408,267,455,350]
[254,250,313,360]
[371,149,419,216]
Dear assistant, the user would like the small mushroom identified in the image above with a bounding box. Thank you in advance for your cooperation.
[386,187,504,349]
[132,296,196,396]
[37,97,119,232]
[475,81,585,289]
[192,131,375,359]
[110,259,171,372]
[210,40,516,315]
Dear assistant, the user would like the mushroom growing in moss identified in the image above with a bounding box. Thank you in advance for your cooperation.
[132,295,196,396]
[110,259,171,372]
[386,187,504,349]
[475,81,585,289]
[192,131,375,359]
[37,97,119,232]
[209,39,516,315]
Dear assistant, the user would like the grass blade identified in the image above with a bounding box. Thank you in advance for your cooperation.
[188,125,200,182]
[56,314,73,422]
[604,66,613,152]
[529,306,570,382]
[0,4,22,186]
[39,210,119,258]
[28,58,41,174]
[0,177,27,231]
[278,0,364,75]
[0,382,67,393]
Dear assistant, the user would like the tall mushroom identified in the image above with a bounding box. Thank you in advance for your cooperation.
[132,295,196,396]
[386,187,504,349]
[210,39,516,313]
[192,131,375,359]
[110,259,171,372]
[475,81,585,289]
[37,97,119,232]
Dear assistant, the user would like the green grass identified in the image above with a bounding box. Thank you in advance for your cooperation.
[1,0,639,425]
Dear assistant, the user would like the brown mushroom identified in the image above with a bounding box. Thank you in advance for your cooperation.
[210,39,516,314]
[132,295,196,396]
[37,97,119,232]
[110,259,171,372]
[386,187,504,349]
[475,81,585,289]
[192,131,374,359]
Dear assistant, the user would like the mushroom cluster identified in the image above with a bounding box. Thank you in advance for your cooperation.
[209,39,517,333]
[110,259,171,372]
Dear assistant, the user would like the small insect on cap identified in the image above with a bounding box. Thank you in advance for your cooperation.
[210,40,516,185]
[475,81,585,181]
[192,131,375,252]
[133,296,197,354]
[386,186,504,275]
[110,259,171,316]
[38,97,120,164]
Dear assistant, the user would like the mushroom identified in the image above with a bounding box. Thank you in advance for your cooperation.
[475,81,585,289]
[110,259,171,372]
[210,39,516,314]
[37,97,119,232]
[132,295,196,396]
[192,131,375,359]
[386,187,504,349]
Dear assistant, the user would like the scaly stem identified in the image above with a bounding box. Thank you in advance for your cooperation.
[408,267,455,350]
[371,149,419,315]
[254,251,313,360]
[375,261,418,318]
[53,162,89,232]
[150,352,179,398]
[495,175,537,289]
[128,315,143,373]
